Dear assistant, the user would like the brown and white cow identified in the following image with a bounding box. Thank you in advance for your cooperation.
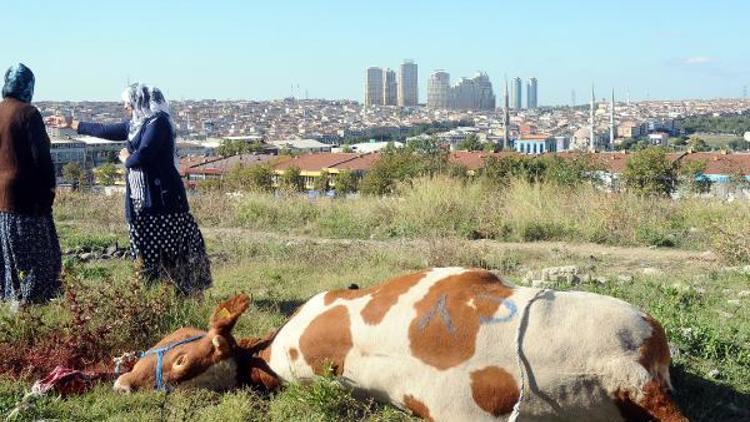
[114,267,686,421]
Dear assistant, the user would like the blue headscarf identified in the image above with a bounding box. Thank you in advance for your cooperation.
[2,63,35,103]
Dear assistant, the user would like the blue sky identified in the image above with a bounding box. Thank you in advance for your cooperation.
[2,0,747,104]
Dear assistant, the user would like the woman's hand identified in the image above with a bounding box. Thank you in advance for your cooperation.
[118,148,130,163]
[71,120,80,131]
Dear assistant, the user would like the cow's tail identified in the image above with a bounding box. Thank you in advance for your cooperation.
[614,316,687,422]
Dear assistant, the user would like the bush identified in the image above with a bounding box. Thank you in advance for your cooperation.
[93,163,120,186]
[360,147,446,195]
[712,221,750,264]
[280,167,305,193]
[225,163,275,192]
[481,154,545,186]
[679,160,712,194]
[333,171,358,196]
[622,147,678,196]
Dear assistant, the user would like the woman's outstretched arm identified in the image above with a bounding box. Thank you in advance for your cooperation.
[76,121,130,141]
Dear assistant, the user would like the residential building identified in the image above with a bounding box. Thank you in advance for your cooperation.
[648,132,669,146]
[618,122,643,139]
[514,134,556,154]
[269,138,332,153]
[511,77,522,110]
[50,139,86,176]
[427,71,451,109]
[365,67,384,107]
[450,72,496,111]
[398,60,418,107]
[527,77,538,109]
[383,68,398,106]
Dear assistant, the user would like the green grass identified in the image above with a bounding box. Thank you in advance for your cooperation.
[1,182,748,421]
[690,133,745,149]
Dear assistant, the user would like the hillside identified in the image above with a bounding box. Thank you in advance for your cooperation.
[1,183,749,421]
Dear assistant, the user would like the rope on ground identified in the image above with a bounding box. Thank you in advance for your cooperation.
[508,288,550,422]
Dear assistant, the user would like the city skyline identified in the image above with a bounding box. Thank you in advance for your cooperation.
[2,0,748,103]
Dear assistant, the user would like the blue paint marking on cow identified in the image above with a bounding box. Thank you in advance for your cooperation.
[417,294,456,333]
[476,294,518,324]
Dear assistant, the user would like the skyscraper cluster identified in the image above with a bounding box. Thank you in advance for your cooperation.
[365,60,418,108]
[427,71,495,111]
[509,77,538,110]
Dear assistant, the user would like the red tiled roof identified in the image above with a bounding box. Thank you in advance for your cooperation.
[273,153,359,171]
[330,153,381,171]
[183,154,283,176]
[678,152,750,176]
[448,151,521,170]
[518,134,553,140]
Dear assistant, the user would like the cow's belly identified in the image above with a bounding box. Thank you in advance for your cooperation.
[267,270,651,421]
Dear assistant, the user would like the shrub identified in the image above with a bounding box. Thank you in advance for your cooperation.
[678,160,712,194]
[712,221,750,264]
[481,154,545,186]
[333,171,358,196]
[622,147,678,196]
[280,167,305,193]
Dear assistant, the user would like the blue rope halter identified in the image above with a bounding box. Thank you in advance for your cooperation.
[139,334,205,391]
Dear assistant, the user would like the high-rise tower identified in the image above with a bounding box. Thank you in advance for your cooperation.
[526,77,538,109]
[427,70,450,109]
[365,67,384,108]
[609,88,616,148]
[503,80,510,150]
[511,77,522,110]
[589,85,596,152]
[449,72,495,111]
[383,68,397,106]
[398,60,418,107]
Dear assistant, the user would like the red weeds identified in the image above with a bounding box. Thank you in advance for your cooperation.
[0,263,176,381]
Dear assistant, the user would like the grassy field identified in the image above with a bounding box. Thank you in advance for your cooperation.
[690,132,746,150]
[1,179,749,421]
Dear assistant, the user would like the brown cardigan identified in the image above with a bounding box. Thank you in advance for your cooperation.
[0,98,56,214]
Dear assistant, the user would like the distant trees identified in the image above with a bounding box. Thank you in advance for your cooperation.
[681,112,750,136]
[727,138,750,151]
[223,163,275,192]
[334,171,358,195]
[687,137,711,152]
[616,138,649,151]
[456,134,483,151]
[217,139,266,157]
[94,163,120,186]
[62,161,86,190]
[313,169,331,192]
[622,147,678,196]
[678,160,711,194]
[360,138,449,195]
[481,153,599,188]
[280,166,305,193]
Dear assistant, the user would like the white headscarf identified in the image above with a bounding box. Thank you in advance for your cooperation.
[121,83,180,193]
[121,83,176,142]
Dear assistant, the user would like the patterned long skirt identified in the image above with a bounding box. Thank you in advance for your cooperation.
[0,212,62,306]
[128,212,211,294]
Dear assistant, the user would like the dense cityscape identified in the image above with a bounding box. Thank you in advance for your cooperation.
[26,61,748,194]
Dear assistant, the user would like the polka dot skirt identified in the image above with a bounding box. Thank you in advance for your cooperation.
[128,212,211,294]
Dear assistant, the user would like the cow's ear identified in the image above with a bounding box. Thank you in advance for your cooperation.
[210,294,251,333]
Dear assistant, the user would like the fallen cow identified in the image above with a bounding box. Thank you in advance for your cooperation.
[114,267,686,421]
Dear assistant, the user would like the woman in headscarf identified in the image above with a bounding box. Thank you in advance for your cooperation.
[72,84,211,294]
[0,63,61,309]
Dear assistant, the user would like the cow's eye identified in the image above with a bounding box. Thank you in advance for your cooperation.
[173,354,189,370]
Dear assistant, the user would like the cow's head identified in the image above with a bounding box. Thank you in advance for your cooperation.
[113,294,250,392]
